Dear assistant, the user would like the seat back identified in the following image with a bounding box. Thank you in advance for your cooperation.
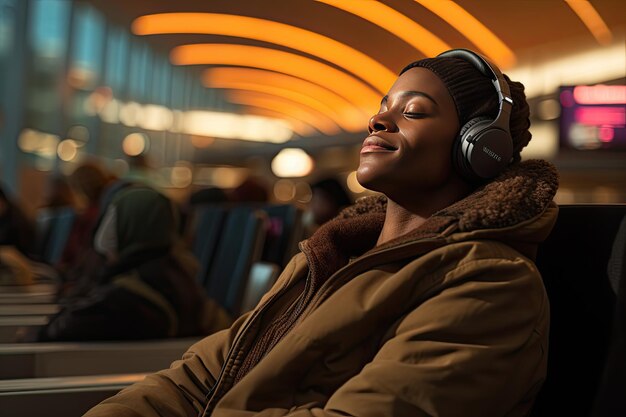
[239,261,280,314]
[532,204,626,417]
[187,204,228,285]
[260,204,304,268]
[204,206,267,316]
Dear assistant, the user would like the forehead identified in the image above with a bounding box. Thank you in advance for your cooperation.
[387,67,454,107]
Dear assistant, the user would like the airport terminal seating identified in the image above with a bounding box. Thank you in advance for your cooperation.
[189,204,228,286]
[203,205,267,317]
[0,337,200,379]
[188,203,303,317]
[261,203,304,268]
[0,283,58,343]
[531,204,626,417]
[0,203,295,416]
[0,373,148,417]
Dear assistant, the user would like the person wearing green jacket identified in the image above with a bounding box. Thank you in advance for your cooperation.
[85,49,558,417]
[39,185,230,341]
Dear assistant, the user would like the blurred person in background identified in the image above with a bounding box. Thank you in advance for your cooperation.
[0,184,36,285]
[228,176,269,204]
[39,174,79,210]
[125,153,165,189]
[61,161,117,266]
[55,161,119,296]
[33,174,80,263]
[84,49,558,417]
[305,177,353,235]
[37,185,230,341]
[188,186,230,207]
[0,184,36,257]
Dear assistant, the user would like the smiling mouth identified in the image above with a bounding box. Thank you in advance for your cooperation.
[360,139,397,154]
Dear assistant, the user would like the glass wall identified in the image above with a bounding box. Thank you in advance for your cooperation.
[0,0,26,193]
[1,0,209,203]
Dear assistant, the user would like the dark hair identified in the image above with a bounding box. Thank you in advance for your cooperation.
[311,178,352,208]
[189,187,229,205]
[69,161,112,202]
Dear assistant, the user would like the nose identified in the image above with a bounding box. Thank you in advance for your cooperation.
[367,112,397,134]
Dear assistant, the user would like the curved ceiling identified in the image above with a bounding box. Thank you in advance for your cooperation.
[81,0,624,155]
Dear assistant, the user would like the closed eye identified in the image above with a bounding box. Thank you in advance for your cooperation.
[404,112,426,119]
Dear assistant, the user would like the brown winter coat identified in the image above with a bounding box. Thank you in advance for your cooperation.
[85,160,559,417]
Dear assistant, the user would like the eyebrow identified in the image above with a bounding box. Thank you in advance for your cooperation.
[380,90,439,106]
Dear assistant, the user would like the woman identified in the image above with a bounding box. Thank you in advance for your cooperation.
[85,49,558,416]
[38,185,230,341]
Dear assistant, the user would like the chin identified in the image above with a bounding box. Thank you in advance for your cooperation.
[355,168,372,189]
[357,163,393,193]
[355,172,383,195]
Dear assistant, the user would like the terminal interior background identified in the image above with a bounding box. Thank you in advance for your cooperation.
[0,0,625,216]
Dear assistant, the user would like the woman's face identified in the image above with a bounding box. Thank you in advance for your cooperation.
[356,67,461,200]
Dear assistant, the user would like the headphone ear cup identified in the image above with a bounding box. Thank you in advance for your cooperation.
[453,117,492,181]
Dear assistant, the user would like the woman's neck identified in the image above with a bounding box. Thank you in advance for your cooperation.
[377,182,473,246]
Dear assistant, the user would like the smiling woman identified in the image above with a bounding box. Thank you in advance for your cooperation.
[357,67,462,217]
[84,49,559,417]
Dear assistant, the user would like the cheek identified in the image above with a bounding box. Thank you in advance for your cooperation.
[400,134,455,178]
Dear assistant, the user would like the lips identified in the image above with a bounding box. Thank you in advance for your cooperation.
[360,136,398,154]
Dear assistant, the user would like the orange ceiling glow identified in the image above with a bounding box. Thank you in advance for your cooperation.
[170,44,380,115]
[204,68,367,132]
[316,0,450,57]
[414,0,516,68]
[209,82,355,132]
[564,0,613,45]
[243,107,319,137]
[132,12,396,93]
[227,91,342,136]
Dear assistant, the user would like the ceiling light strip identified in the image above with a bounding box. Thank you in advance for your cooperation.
[414,0,516,68]
[243,107,319,137]
[316,0,450,58]
[564,0,612,45]
[210,81,356,132]
[205,69,365,131]
[206,67,370,121]
[132,12,395,93]
[227,91,342,136]
[182,111,293,143]
[171,44,380,115]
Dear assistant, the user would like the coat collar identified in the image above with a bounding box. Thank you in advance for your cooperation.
[301,160,559,283]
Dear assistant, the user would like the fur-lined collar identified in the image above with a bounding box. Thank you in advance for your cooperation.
[301,160,559,283]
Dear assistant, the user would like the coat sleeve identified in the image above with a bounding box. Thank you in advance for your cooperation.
[83,311,252,417]
[221,255,549,417]
[83,254,306,417]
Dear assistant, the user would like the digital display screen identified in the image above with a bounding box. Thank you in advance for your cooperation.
[559,85,626,151]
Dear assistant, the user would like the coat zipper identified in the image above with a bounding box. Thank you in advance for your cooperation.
[201,269,304,416]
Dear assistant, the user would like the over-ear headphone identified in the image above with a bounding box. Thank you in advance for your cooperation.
[437,48,514,182]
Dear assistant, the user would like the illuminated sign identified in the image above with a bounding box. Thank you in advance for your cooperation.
[559,85,626,150]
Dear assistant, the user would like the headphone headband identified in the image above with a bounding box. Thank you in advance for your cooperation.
[435,48,514,182]
[436,48,513,131]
